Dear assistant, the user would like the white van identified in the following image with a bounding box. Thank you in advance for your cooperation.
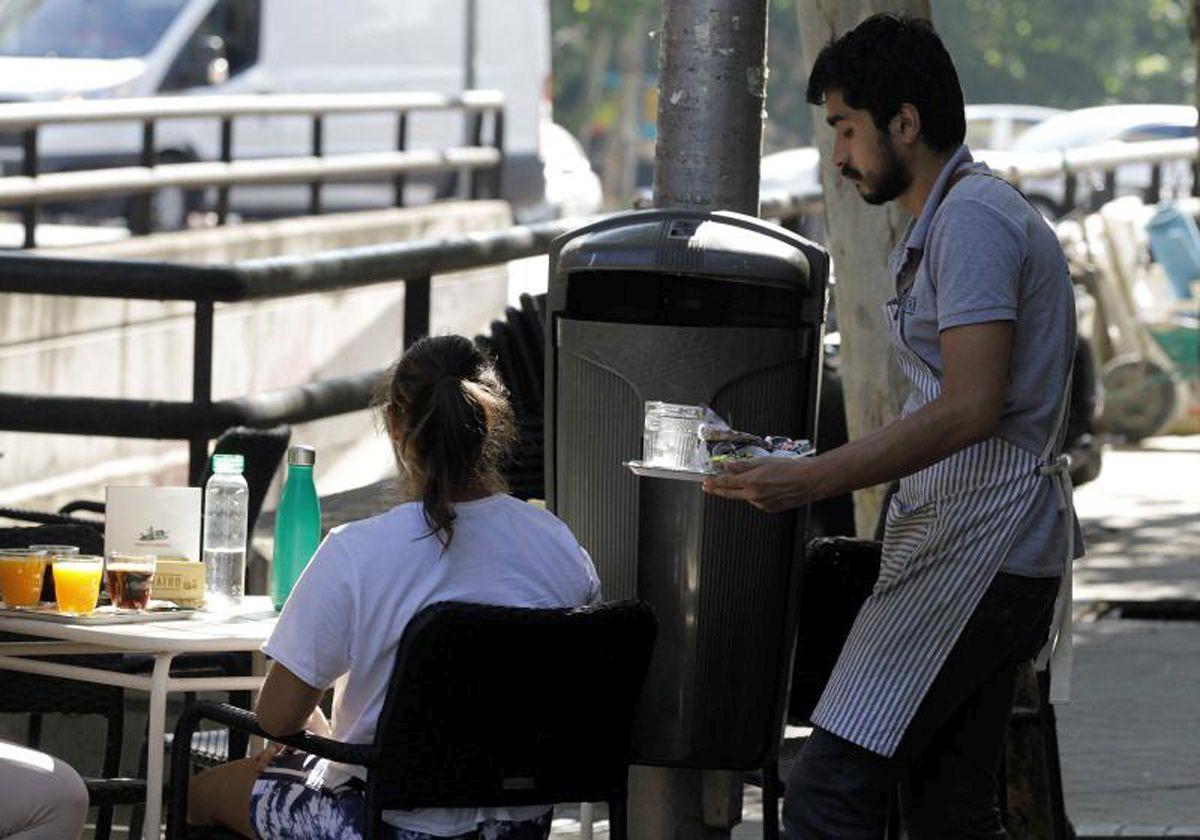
[0,0,551,225]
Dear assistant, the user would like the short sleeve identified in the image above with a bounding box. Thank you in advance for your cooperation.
[927,198,1026,332]
[261,533,355,690]
[581,547,602,605]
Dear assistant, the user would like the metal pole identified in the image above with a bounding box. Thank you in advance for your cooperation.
[632,2,769,836]
[491,108,505,199]
[21,127,37,249]
[469,112,485,199]
[403,275,432,349]
[133,120,156,235]
[309,115,324,216]
[217,117,233,225]
[653,0,768,216]
[394,112,409,207]
[189,301,215,486]
[460,0,477,198]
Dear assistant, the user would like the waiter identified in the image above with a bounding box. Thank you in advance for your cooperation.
[703,14,1082,839]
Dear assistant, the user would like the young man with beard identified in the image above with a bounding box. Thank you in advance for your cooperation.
[703,14,1082,839]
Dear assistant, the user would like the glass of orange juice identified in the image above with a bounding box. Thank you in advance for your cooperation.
[0,549,47,608]
[52,555,103,615]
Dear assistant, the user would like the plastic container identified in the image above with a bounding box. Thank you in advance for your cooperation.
[271,445,321,611]
[203,453,249,609]
[1146,204,1200,300]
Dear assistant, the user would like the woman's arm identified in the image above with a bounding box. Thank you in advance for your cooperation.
[255,662,326,739]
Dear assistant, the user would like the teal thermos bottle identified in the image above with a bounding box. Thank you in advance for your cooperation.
[271,445,321,610]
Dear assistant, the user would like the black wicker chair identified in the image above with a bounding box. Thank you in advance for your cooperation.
[0,523,142,840]
[168,600,658,840]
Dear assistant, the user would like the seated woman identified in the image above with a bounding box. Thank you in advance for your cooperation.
[0,739,88,839]
[187,335,600,839]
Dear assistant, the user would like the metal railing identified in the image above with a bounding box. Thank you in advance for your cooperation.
[758,136,1200,221]
[0,135,1196,494]
[0,218,574,486]
[0,90,506,247]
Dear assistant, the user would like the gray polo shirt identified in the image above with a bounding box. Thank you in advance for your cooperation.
[887,145,1084,577]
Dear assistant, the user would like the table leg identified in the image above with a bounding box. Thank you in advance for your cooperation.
[142,653,174,840]
[247,651,267,756]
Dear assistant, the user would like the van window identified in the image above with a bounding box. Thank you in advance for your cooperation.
[0,0,188,60]
[160,0,260,92]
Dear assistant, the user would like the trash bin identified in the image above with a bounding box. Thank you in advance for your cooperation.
[544,209,829,769]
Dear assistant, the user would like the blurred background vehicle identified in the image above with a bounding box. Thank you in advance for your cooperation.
[520,119,603,222]
[0,0,558,226]
[963,103,1064,150]
[1001,104,1197,218]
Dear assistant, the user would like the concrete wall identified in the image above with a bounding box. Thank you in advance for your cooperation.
[0,201,513,511]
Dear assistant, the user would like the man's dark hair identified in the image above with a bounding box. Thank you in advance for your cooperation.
[806,14,965,152]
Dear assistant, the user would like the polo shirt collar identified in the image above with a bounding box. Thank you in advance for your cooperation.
[904,144,973,253]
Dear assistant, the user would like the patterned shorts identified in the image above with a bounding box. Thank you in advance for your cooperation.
[249,751,553,840]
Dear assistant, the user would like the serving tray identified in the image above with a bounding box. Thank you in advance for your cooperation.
[0,601,199,625]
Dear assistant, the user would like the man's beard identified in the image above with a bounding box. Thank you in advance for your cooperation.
[845,132,911,206]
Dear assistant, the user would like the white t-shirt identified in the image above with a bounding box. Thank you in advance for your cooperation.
[262,493,601,835]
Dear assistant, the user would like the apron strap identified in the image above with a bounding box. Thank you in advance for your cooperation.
[1035,365,1076,703]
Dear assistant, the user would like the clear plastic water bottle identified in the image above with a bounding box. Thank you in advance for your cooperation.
[272,445,321,611]
[203,453,248,609]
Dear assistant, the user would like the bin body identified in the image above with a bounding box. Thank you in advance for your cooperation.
[545,209,828,769]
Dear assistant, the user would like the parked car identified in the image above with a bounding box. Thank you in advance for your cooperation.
[999,104,1197,218]
[520,120,603,222]
[964,103,1063,151]
[0,0,553,227]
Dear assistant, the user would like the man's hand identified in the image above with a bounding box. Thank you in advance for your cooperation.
[702,457,825,513]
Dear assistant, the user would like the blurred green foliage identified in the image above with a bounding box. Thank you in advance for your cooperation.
[550,0,1194,156]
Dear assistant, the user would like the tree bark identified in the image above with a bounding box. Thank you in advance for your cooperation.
[797,0,928,538]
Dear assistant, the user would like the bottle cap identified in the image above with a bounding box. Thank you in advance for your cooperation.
[212,453,245,474]
[288,445,316,467]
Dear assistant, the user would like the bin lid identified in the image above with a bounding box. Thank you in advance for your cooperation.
[553,209,822,290]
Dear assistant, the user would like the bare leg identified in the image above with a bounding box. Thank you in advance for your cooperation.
[188,757,261,839]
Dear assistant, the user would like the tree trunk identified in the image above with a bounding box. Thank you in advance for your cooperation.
[797,0,928,538]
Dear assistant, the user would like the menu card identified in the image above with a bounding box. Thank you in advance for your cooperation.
[104,486,201,562]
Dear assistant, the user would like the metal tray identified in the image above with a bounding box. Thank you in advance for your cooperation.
[0,601,199,625]
[624,460,717,482]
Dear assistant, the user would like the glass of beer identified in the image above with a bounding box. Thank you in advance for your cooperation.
[0,549,47,608]
[52,556,103,615]
[105,553,157,611]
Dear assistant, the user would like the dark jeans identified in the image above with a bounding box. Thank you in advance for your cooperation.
[783,572,1060,840]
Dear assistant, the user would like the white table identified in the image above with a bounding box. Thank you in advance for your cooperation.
[0,596,278,840]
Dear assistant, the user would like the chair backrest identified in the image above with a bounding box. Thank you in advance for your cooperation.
[203,424,292,534]
[0,523,104,555]
[365,599,657,813]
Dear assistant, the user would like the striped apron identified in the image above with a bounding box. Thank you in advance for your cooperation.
[809,187,1075,757]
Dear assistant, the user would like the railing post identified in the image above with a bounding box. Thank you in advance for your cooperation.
[403,275,432,349]
[1145,162,1162,206]
[217,117,233,225]
[1192,158,1200,199]
[491,108,505,200]
[309,115,324,216]
[394,112,408,207]
[21,127,38,249]
[189,301,215,486]
[1063,171,1078,214]
[468,111,485,199]
[132,119,156,235]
